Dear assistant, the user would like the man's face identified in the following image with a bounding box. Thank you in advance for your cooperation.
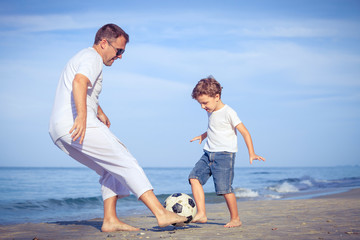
[103,36,127,66]
[196,94,221,113]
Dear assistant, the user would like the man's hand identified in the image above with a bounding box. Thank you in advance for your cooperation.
[69,115,87,144]
[97,111,111,128]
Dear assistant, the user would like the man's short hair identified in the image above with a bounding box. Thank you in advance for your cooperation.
[94,23,129,44]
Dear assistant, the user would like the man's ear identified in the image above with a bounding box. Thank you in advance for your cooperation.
[99,39,107,49]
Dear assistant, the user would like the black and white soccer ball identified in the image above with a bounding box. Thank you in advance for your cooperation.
[163,193,197,227]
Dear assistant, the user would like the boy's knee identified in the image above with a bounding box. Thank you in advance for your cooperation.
[189,178,200,185]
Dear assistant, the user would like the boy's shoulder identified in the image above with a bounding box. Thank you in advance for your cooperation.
[210,104,239,120]
[223,104,238,114]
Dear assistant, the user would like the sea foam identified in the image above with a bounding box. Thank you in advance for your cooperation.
[268,182,299,193]
[234,188,259,198]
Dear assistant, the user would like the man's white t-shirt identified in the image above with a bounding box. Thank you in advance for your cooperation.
[204,104,242,153]
[49,47,103,143]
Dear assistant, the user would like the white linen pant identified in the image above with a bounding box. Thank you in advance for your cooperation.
[54,124,153,200]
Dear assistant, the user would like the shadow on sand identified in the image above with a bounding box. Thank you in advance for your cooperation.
[52,219,103,231]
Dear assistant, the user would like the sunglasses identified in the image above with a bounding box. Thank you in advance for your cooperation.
[107,40,125,56]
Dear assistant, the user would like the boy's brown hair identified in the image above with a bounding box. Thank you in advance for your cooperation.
[192,76,223,99]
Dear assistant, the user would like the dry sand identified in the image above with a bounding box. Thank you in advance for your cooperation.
[1,188,359,240]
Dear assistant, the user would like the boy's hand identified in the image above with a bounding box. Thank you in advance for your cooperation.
[249,154,265,164]
[190,132,207,144]
[190,136,203,144]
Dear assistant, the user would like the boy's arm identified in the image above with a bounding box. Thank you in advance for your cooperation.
[190,132,207,144]
[236,123,265,164]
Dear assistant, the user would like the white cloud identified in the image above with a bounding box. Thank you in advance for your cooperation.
[0,14,90,32]
[105,71,192,100]
[124,41,360,87]
[1,9,359,41]
[226,19,360,38]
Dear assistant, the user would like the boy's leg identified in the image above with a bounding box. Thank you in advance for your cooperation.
[139,190,187,227]
[211,152,241,227]
[223,193,242,228]
[101,196,140,232]
[188,152,211,223]
[189,178,207,223]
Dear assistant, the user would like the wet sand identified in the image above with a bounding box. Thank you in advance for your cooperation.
[1,188,359,240]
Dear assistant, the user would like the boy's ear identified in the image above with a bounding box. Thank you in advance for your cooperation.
[215,94,220,101]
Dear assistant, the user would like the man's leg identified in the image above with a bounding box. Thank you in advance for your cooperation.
[55,137,139,231]
[139,190,187,227]
[101,196,140,232]
[56,129,186,228]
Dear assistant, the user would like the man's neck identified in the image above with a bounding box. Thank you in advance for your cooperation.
[93,44,102,57]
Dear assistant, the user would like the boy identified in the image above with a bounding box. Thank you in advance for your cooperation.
[189,76,265,228]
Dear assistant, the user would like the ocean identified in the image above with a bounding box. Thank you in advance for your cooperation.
[1,166,360,225]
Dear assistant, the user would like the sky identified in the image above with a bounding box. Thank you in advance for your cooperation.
[0,0,359,168]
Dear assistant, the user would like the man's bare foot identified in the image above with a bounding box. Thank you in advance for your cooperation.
[191,213,207,223]
[157,210,188,227]
[101,218,140,232]
[224,218,242,228]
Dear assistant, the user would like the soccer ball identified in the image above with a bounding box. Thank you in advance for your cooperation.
[163,193,197,227]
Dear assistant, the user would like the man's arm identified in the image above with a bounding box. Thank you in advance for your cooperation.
[97,105,111,128]
[69,73,90,144]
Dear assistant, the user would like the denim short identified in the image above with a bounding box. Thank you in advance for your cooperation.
[188,150,236,195]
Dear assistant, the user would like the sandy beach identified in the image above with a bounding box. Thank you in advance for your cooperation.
[1,188,359,240]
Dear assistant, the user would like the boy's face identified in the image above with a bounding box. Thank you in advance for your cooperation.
[196,94,221,113]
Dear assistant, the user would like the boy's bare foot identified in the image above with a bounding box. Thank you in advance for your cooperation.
[224,218,242,228]
[191,213,207,223]
[101,218,140,232]
[157,210,188,227]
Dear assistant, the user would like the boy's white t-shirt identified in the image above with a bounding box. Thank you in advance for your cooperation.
[204,104,242,153]
[49,47,104,143]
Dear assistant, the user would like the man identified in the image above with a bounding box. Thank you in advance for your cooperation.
[49,23,186,232]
